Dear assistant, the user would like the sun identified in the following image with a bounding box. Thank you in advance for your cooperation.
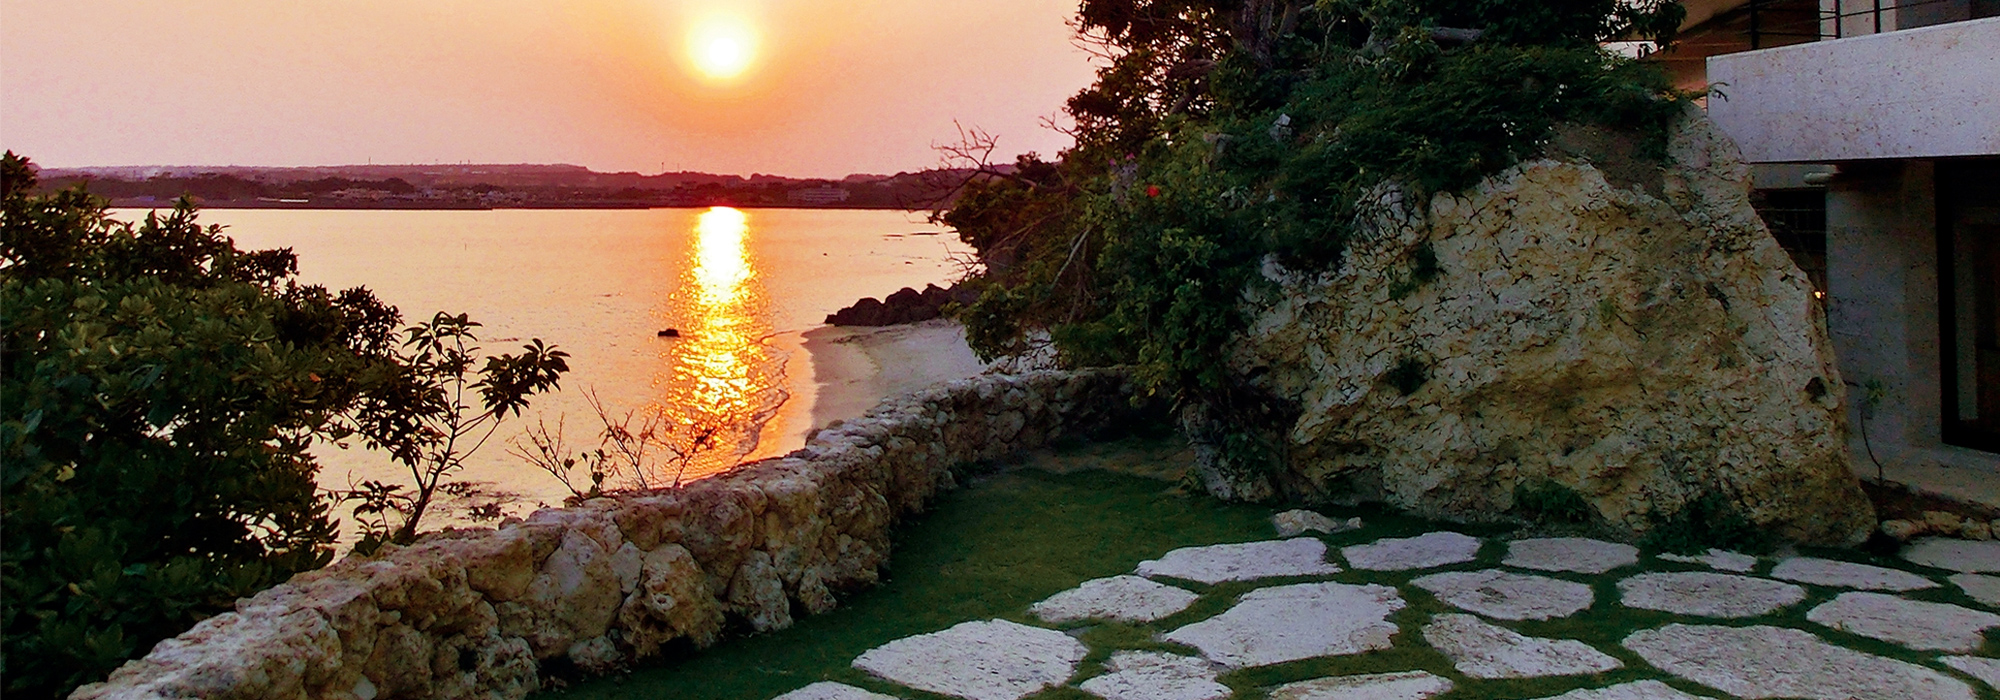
[687,15,757,83]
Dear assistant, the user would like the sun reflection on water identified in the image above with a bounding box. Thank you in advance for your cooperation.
[653,207,785,482]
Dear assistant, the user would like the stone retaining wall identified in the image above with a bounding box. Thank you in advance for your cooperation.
[72,369,1142,700]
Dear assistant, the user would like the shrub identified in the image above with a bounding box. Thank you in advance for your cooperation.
[945,0,1692,476]
[0,152,568,695]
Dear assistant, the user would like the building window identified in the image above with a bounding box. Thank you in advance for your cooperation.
[1940,159,2000,453]
[1755,188,1829,296]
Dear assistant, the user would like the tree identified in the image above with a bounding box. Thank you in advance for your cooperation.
[946,0,1690,486]
[339,312,569,551]
[0,151,567,695]
[2,151,399,695]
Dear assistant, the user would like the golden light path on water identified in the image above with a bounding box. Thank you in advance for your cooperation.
[652,207,786,483]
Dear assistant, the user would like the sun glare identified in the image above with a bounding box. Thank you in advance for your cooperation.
[687,15,757,82]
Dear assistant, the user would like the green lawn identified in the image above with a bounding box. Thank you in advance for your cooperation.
[540,436,2000,700]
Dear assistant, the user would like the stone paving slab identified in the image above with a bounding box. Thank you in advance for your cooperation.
[1422,614,1622,679]
[774,682,903,700]
[1504,538,1639,574]
[1656,549,1758,573]
[1134,538,1342,584]
[1942,655,2000,691]
[1528,680,1707,700]
[1805,591,2000,652]
[851,619,1087,700]
[1616,572,1804,617]
[1031,575,1199,624]
[1904,538,2000,573]
[1949,572,2000,607]
[1075,651,1229,700]
[1268,670,1454,700]
[1411,569,1594,620]
[1164,582,1403,668]
[1622,623,1976,700]
[1342,532,1482,571]
[1769,556,1940,591]
[1273,510,1363,537]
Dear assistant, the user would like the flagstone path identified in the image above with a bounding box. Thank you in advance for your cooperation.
[772,525,2000,700]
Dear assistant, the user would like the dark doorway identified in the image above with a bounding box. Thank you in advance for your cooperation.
[1940,159,2000,453]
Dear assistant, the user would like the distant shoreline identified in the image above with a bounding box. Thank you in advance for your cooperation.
[106,199,931,212]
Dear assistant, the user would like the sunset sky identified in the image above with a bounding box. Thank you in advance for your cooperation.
[0,0,1099,177]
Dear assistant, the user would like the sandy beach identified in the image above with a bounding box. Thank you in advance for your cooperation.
[801,319,990,429]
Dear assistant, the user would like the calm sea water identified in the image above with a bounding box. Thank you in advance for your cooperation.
[130,207,966,528]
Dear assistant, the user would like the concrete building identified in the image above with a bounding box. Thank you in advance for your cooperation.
[1663,3,1999,497]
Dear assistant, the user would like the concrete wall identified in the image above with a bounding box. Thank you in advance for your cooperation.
[1707,17,2000,163]
[1826,162,2000,482]
[70,369,1147,700]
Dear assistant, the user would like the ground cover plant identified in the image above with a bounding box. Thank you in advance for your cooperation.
[538,436,1999,700]
[944,0,1692,483]
[0,152,566,695]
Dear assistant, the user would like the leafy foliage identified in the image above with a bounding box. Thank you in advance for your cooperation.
[1640,492,1775,555]
[1513,480,1598,526]
[0,151,568,694]
[336,312,569,552]
[2,152,401,695]
[947,0,1692,480]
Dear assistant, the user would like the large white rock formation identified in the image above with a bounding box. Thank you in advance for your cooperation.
[1225,109,1874,544]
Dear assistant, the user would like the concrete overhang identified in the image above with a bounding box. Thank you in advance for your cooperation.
[1706,17,2000,163]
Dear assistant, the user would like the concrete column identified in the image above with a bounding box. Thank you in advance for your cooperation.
[1826,162,1937,456]
[1827,161,2000,486]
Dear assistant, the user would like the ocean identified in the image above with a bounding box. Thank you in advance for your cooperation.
[129,206,968,529]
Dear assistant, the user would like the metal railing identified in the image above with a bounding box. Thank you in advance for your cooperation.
[1740,0,1967,48]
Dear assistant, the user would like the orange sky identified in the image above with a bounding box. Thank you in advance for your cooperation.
[0,1,1099,177]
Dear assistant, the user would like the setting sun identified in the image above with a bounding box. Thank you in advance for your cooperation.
[687,15,757,82]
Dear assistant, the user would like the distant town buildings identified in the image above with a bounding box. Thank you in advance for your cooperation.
[786,186,851,205]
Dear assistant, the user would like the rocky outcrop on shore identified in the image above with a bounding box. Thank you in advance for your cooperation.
[1219,107,1874,545]
[71,370,1145,700]
[826,284,975,327]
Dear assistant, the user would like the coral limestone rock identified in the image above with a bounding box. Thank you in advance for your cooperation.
[1768,557,1938,591]
[1341,532,1483,571]
[1616,572,1804,618]
[1134,538,1341,584]
[1503,538,1639,574]
[1269,671,1454,700]
[1656,549,1758,573]
[1272,509,1360,537]
[774,682,904,700]
[1904,538,2000,573]
[1422,614,1621,679]
[852,619,1086,700]
[1623,624,1975,700]
[1164,582,1403,668]
[1076,651,1230,700]
[1528,681,1706,700]
[1805,592,2000,652]
[1950,573,2000,607]
[1031,575,1199,624]
[1230,109,1872,545]
[1411,569,1595,620]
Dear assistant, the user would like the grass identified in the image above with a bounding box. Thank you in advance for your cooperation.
[541,435,2000,700]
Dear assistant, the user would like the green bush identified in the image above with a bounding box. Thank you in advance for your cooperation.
[1641,492,1775,555]
[1513,479,1598,526]
[946,0,1692,473]
[1,152,567,696]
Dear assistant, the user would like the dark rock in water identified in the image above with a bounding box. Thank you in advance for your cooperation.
[657,328,680,338]
[826,283,975,327]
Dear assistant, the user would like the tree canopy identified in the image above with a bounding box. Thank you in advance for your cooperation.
[946,0,1690,480]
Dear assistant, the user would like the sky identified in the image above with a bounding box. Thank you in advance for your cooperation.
[0,0,1100,177]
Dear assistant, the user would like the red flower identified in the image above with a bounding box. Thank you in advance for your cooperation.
[1145,185,1161,198]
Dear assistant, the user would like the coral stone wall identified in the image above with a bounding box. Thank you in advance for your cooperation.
[71,369,1141,700]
